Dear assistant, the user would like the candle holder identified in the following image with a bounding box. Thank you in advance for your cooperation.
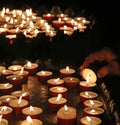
[0,83,13,96]
[22,106,43,120]
[47,78,64,88]
[36,71,53,83]
[63,77,79,89]
[57,106,77,125]
[42,13,55,21]
[80,116,102,125]
[8,65,23,72]
[0,106,13,120]
[9,99,29,119]
[49,86,67,97]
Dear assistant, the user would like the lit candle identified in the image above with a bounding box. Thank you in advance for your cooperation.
[80,116,102,125]
[60,66,75,78]
[49,86,67,97]
[36,70,53,83]
[48,94,67,113]
[24,62,38,75]
[42,13,55,21]
[84,107,104,118]
[0,115,8,125]
[80,91,98,102]
[13,68,29,83]
[57,105,77,125]
[84,100,103,108]
[0,106,13,120]
[6,75,23,90]
[63,77,79,88]
[0,83,13,95]
[9,96,28,118]
[11,90,30,101]
[20,116,43,125]
[22,106,43,120]
[47,78,64,88]
[8,65,23,72]
[0,95,17,106]
[52,18,65,28]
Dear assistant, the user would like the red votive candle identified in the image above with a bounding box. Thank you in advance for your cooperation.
[80,116,102,125]
[52,18,65,28]
[47,78,64,88]
[9,98,29,119]
[57,105,77,125]
[80,91,98,103]
[63,77,79,88]
[0,83,13,95]
[6,75,23,90]
[24,62,38,75]
[0,106,13,120]
[22,106,43,120]
[48,94,67,113]
[42,13,55,21]
[11,90,30,101]
[36,70,53,83]
[49,86,67,97]
[60,66,75,78]
[0,95,17,106]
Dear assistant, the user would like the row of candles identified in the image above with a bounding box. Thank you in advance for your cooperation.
[0,62,105,125]
[0,7,90,39]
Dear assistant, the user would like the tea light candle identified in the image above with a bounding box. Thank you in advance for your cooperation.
[47,78,64,88]
[6,75,23,90]
[0,70,13,82]
[48,94,67,113]
[24,62,38,75]
[0,95,17,106]
[9,97,29,118]
[80,91,98,102]
[11,90,30,101]
[63,77,79,88]
[80,116,102,125]
[52,18,65,28]
[0,83,13,95]
[36,70,53,83]
[84,100,103,108]
[84,107,104,118]
[20,116,43,125]
[13,68,29,83]
[0,106,13,120]
[49,86,67,97]
[60,66,75,78]
[8,65,23,72]
[22,106,43,120]
[0,66,6,71]
[57,105,77,125]
[0,115,8,125]
[42,13,55,21]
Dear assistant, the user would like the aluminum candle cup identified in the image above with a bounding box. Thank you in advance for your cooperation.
[49,86,67,97]
[47,78,64,88]
[0,106,13,120]
[22,106,43,120]
[57,106,77,125]
[80,91,98,103]
[0,83,13,95]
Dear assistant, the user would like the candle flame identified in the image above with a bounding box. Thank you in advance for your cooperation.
[13,66,17,71]
[26,116,33,124]
[66,66,69,72]
[6,98,10,102]
[86,74,90,84]
[86,116,91,122]
[91,109,96,113]
[41,71,45,75]
[18,96,22,105]
[22,92,27,97]
[64,105,68,111]
[90,100,94,106]
[54,78,60,82]
[30,106,34,114]
[57,87,63,91]
[27,62,32,67]
[0,115,2,122]
[1,106,7,113]
[85,92,89,97]
[4,83,9,87]
[56,94,62,102]
[20,67,24,75]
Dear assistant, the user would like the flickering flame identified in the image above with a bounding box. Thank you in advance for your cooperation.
[47,13,51,16]
[4,83,9,88]
[27,62,32,67]
[91,109,96,113]
[18,96,22,106]
[41,71,45,75]
[86,74,90,85]
[20,67,24,75]
[70,78,73,81]
[57,87,63,91]
[54,78,60,83]
[56,94,62,102]
[1,106,7,113]
[66,66,69,72]
[85,92,89,97]
[86,116,91,122]
[22,92,27,97]
[58,18,61,22]
[30,106,34,114]
[0,115,2,123]
[13,66,17,71]
[6,98,10,102]
[90,100,94,106]
[64,105,68,111]
[2,70,6,73]
[26,116,33,125]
